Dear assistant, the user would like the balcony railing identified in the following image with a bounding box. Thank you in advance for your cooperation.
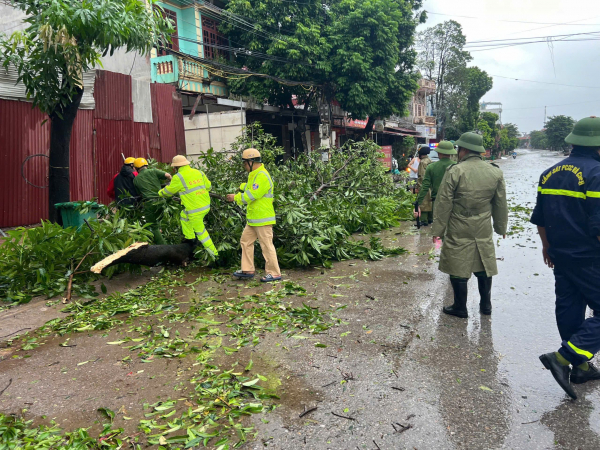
[417,79,436,91]
[151,54,229,97]
[414,116,436,126]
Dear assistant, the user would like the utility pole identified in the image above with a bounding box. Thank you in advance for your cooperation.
[544,106,547,126]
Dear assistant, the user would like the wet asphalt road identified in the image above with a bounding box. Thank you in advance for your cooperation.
[244,149,600,450]
[406,149,600,450]
[3,149,597,449]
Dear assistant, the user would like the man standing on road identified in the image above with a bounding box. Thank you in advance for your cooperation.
[226,148,282,283]
[416,146,433,226]
[415,141,457,225]
[432,132,508,318]
[159,155,218,257]
[531,116,600,400]
[133,158,172,245]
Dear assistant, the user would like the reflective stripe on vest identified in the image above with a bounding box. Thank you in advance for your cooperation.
[248,216,276,224]
[187,205,210,214]
[177,172,206,195]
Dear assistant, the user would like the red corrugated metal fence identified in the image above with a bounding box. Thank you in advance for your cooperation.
[0,70,186,228]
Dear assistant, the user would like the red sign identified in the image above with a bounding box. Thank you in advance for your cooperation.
[380,145,392,169]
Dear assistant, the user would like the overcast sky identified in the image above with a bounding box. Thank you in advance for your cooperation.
[419,0,600,134]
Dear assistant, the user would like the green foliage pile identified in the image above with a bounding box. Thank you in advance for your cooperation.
[0,215,153,304]
[0,126,411,304]
[188,124,413,267]
[6,269,339,449]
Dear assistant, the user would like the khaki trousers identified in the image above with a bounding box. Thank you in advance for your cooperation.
[240,224,281,276]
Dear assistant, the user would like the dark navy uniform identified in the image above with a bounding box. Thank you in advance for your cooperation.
[531,147,600,367]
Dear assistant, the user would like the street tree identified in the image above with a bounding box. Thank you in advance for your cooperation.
[476,118,495,152]
[530,130,548,149]
[0,0,172,222]
[545,115,575,151]
[417,20,472,138]
[443,65,493,139]
[222,0,425,141]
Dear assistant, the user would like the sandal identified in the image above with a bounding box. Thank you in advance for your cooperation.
[233,271,255,279]
[260,274,282,283]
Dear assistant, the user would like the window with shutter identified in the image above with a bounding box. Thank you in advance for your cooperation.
[202,17,228,60]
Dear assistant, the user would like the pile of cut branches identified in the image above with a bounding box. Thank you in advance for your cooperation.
[181,124,413,267]
[0,124,412,304]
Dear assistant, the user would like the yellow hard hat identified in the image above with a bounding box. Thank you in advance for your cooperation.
[124,157,135,164]
[133,157,148,169]
[171,155,190,167]
[242,148,261,161]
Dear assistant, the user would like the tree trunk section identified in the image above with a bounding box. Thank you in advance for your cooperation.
[364,116,375,134]
[91,243,195,274]
[48,87,84,223]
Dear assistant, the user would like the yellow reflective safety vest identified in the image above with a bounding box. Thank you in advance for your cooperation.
[234,166,275,226]
[158,165,211,215]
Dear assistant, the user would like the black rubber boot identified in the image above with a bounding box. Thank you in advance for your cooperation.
[571,362,600,384]
[478,276,493,315]
[443,278,468,318]
[539,353,577,399]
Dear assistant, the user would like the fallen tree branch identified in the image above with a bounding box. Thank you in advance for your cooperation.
[0,328,31,339]
[64,249,95,303]
[311,153,358,200]
[210,193,246,216]
[331,411,356,421]
[0,378,12,397]
[299,406,317,418]
[90,242,194,274]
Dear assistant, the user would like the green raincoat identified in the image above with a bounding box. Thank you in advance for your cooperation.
[416,156,433,212]
[432,154,508,278]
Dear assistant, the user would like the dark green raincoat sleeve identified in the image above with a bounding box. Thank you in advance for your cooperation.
[492,176,509,235]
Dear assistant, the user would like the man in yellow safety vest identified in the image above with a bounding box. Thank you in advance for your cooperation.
[226,148,281,282]
[159,155,218,257]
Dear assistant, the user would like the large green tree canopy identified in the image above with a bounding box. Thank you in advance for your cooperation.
[221,0,424,127]
[545,115,575,151]
[416,20,492,139]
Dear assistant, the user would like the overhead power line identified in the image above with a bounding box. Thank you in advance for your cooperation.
[490,74,600,90]
[503,99,600,111]
[426,11,600,26]
[169,49,320,87]
[173,34,316,67]
[465,30,600,45]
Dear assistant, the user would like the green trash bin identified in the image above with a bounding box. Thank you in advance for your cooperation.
[55,201,100,229]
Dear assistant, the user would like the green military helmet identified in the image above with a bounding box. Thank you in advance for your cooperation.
[565,116,600,147]
[455,132,486,153]
[436,140,457,155]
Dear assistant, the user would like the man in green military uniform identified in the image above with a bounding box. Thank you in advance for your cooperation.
[133,158,171,245]
[432,132,508,318]
[415,141,457,223]
[416,146,433,226]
